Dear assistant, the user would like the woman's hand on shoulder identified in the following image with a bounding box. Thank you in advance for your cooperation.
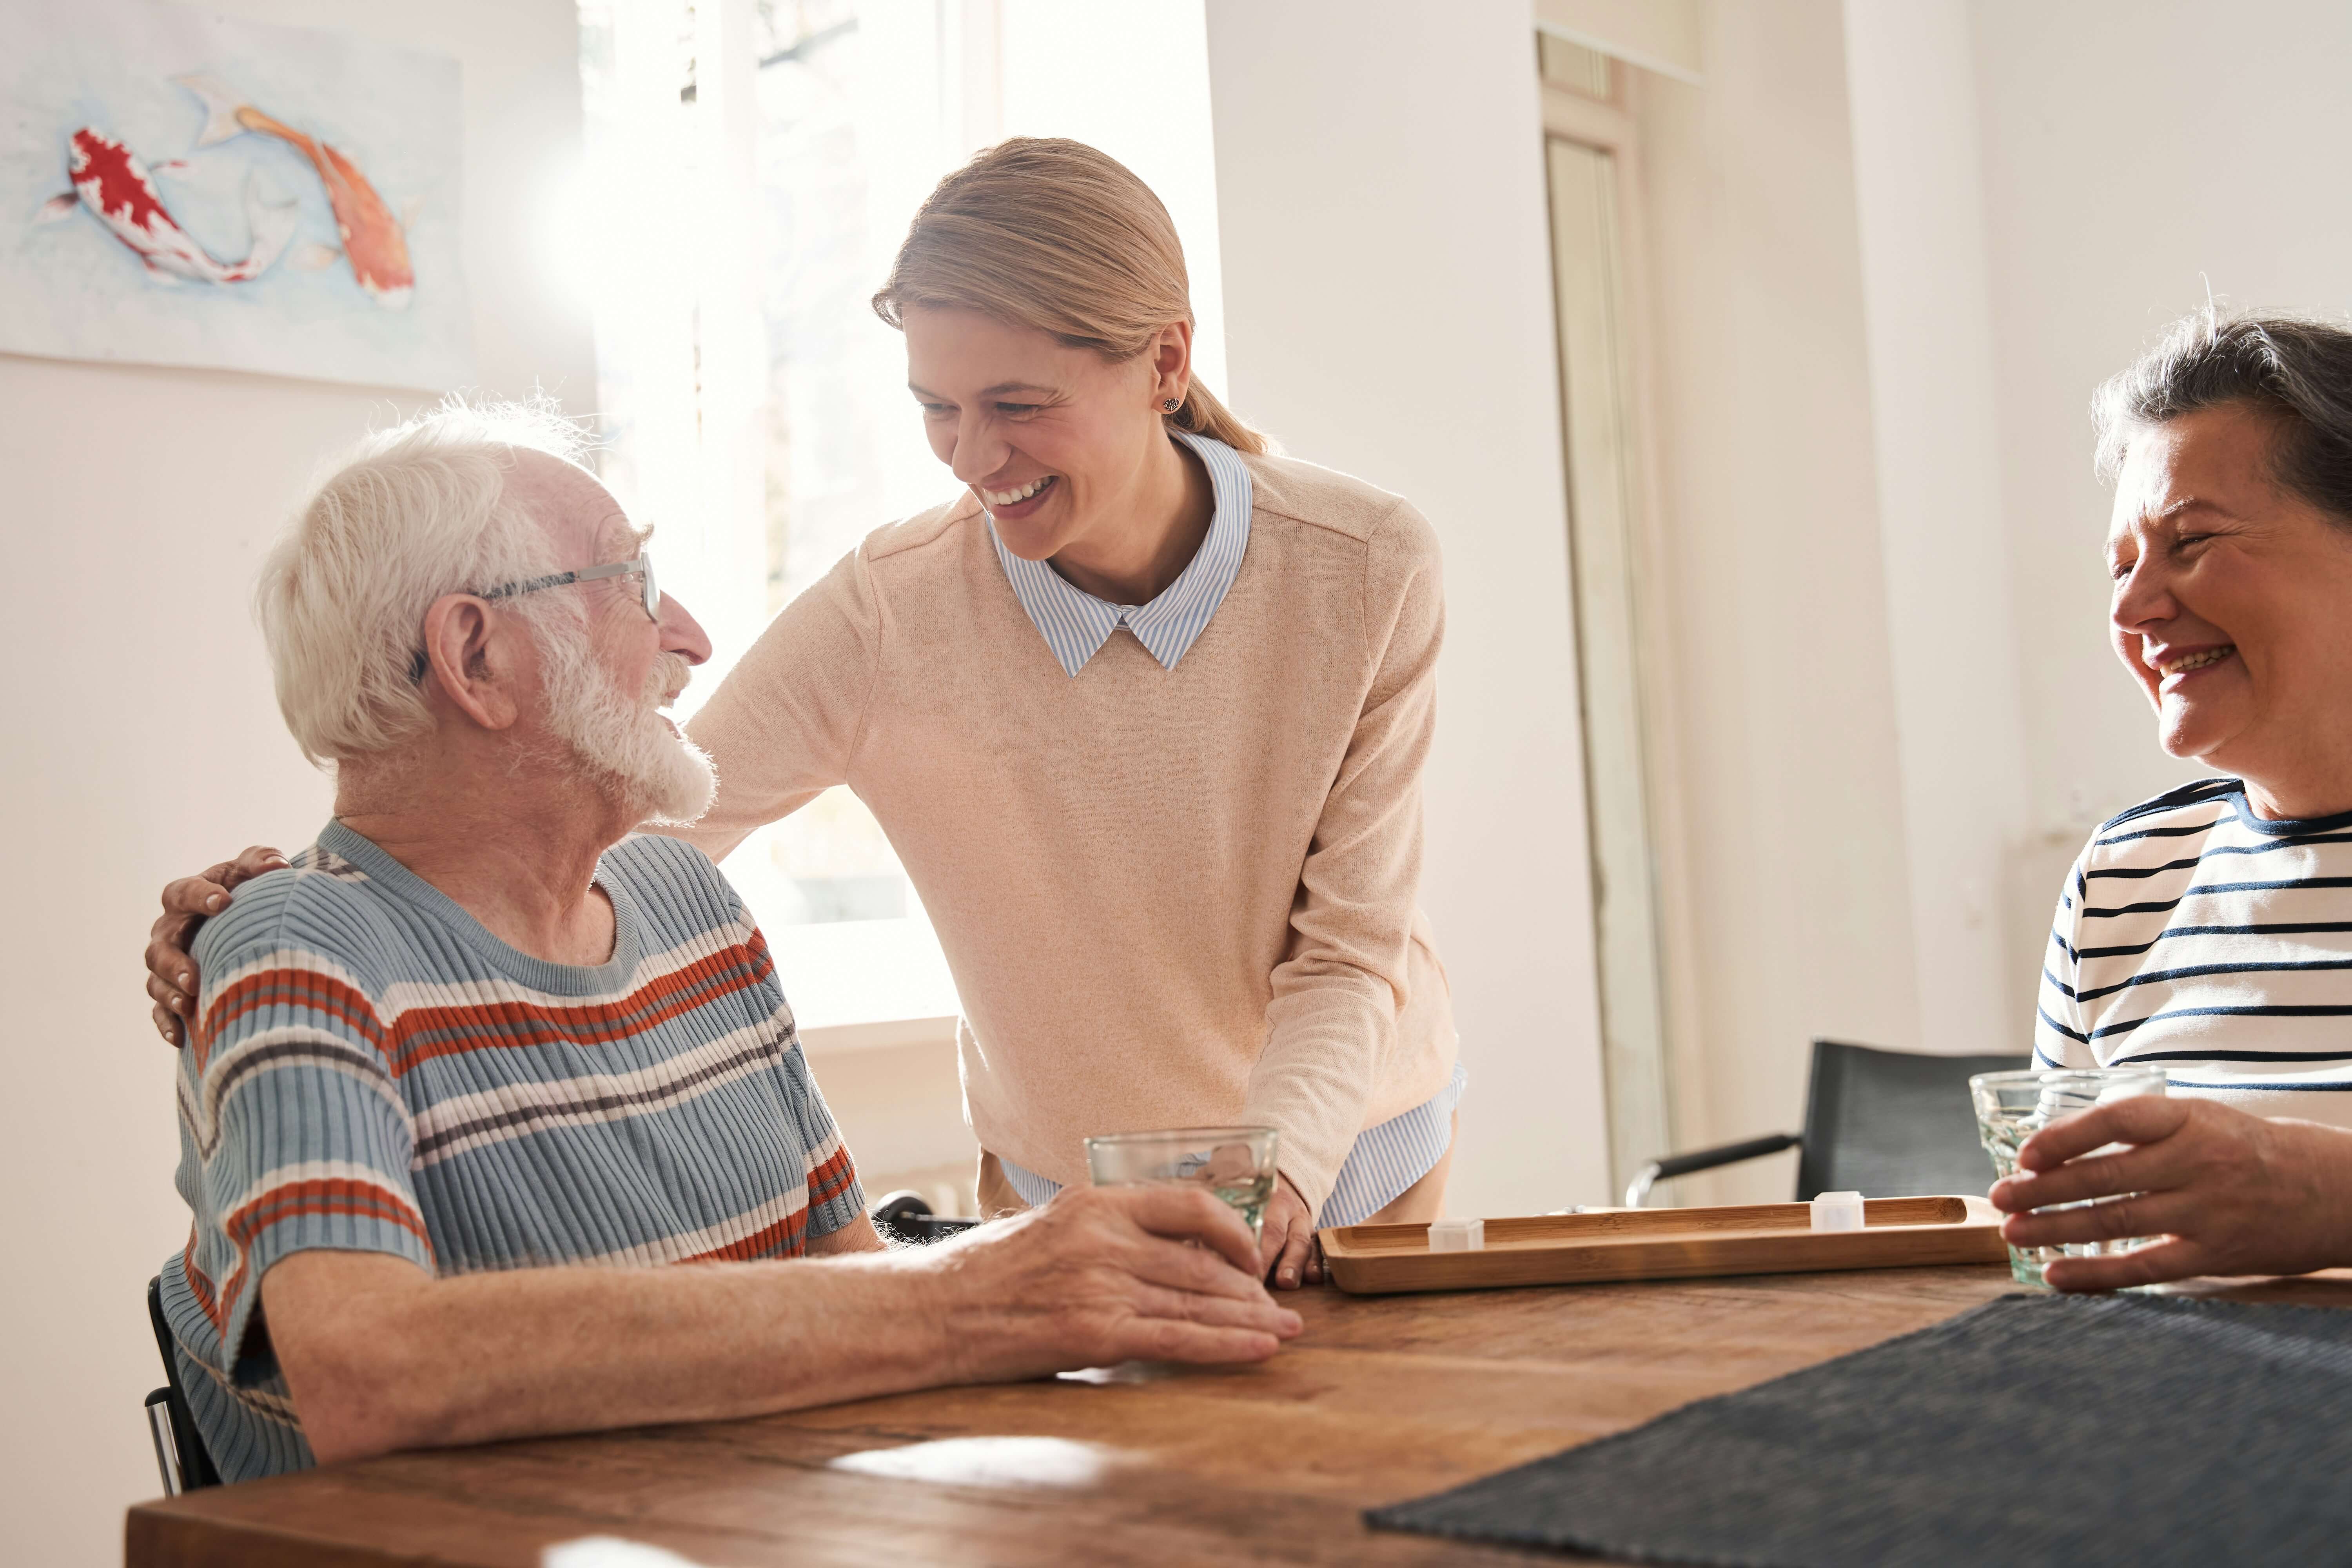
[145,845,289,1045]
[1258,1174,1324,1290]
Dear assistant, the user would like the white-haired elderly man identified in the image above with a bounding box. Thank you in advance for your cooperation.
[153,405,1298,1483]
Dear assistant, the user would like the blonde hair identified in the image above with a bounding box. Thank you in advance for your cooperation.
[873,137,1267,456]
[257,400,585,766]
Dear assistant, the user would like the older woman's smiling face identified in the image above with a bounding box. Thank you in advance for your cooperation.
[2108,402,2352,817]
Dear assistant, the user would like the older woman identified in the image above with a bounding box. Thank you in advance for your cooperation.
[1994,310,2352,1288]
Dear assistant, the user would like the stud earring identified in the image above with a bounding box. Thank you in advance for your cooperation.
[1162,397,1181,413]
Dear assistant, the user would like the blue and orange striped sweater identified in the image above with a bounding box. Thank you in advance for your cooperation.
[162,820,864,1482]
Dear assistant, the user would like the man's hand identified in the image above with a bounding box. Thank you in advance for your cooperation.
[1258,1174,1322,1290]
[937,1185,1303,1380]
[1989,1095,2352,1290]
[145,845,287,1045]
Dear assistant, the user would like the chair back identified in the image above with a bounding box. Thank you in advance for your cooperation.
[1793,1039,2026,1201]
[147,1276,221,1492]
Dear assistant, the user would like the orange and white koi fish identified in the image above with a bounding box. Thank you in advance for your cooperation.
[174,74,415,309]
[38,127,295,284]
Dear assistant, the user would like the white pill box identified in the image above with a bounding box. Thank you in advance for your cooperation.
[1427,1217,1485,1252]
[1809,1191,1865,1232]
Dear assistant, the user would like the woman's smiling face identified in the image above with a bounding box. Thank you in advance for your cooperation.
[2107,402,2352,810]
[902,304,1179,566]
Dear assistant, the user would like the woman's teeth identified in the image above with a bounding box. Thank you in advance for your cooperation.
[2160,645,2236,675]
[982,475,1055,508]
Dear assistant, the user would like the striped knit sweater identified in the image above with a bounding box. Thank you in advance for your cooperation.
[2038,777,2352,1126]
[161,820,864,1483]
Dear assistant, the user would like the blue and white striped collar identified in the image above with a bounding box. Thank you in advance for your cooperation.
[988,429,1252,678]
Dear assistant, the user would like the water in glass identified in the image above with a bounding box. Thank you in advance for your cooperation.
[1969,1067,2167,1287]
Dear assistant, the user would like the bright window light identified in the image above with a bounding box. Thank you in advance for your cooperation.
[575,0,1221,1029]
[575,0,978,1028]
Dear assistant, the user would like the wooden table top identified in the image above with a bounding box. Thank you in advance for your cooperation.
[127,1263,2352,1567]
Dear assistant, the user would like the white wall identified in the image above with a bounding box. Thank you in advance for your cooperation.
[1203,0,1615,1216]
[1632,0,1924,1202]
[1831,0,2352,1068]
[0,2,591,1559]
[1843,0,2035,1054]
[1971,0,2352,857]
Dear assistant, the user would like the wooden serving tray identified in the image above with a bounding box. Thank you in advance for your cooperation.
[1319,1195,2006,1295]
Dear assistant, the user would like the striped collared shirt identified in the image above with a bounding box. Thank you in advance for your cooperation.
[163,821,863,1482]
[2037,777,2352,1126]
[989,430,1253,677]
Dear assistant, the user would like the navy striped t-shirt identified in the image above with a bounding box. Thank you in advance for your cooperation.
[2037,777,2352,1123]
[161,820,864,1482]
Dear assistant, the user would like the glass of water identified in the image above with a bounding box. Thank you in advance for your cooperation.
[1085,1126,1280,1243]
[1969,1067,2168,1287]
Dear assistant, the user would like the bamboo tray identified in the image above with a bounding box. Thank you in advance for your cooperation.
[1319,1195,2007,1295]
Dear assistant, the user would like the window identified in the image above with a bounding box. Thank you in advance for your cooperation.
[574,0,987,1030]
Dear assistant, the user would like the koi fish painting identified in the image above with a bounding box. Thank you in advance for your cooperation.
[40,127,298,284]
[0,0,473,389]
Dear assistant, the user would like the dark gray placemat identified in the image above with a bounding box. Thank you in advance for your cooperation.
[1366,1293,2352,1567]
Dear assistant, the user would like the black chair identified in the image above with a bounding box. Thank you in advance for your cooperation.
[870,1189,982,1244]
[145,1275,220,1494]
[1624,1038,2027,1207]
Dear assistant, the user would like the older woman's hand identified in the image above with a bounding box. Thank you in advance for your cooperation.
[1989,1095,2352,1290]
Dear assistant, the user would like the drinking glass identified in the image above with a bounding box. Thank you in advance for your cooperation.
[1969,1067,2168,1287]
[1085,1126,1279,1242]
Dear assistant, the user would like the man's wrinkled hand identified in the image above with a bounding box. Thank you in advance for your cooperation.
[933,1185,1302,1381]
[146,845,288,1045]
[1989,1094,2352,1291]
[1257,1173,1322,1290]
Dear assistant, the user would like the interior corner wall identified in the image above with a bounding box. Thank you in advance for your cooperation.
[1201,0,1615,1215]
[0,2,593,1559]
[1633,0,1923,1203]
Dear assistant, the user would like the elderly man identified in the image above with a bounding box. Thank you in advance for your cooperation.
[158,404,1297,1483]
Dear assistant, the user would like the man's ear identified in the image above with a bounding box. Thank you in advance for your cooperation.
[418,595,528,731]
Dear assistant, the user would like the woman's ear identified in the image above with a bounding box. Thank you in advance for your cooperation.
[418,595,528,732]
[1149,319,1194,408]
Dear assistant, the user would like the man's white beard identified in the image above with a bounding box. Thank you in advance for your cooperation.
[535,618,717,826]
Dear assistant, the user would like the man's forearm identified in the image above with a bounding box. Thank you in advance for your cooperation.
[266,1242,954,1465]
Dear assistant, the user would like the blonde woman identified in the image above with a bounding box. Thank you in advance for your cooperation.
[146,138,1463,1289]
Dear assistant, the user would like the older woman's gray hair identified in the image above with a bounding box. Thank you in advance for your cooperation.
[2094,309,2352,526]
[256,401,590,766]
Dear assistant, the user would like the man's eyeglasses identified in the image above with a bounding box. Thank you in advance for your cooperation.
[408,553,659,682]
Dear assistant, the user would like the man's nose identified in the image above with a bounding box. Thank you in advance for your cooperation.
[659,593,713,665]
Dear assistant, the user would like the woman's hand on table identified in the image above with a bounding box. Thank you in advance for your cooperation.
[1258,1174,1323,1290]
[1989,1094,2352,1290]
[145,844,288,1045]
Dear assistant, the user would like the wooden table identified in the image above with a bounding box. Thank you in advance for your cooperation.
[126,1263,2352,1566]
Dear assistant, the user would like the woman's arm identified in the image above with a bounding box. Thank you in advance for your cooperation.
[1246,501,1446,1280]
[670,543,884,864]
[2033,847,2100,1070]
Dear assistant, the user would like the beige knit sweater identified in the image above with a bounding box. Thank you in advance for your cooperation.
[678,450,1458,1212]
